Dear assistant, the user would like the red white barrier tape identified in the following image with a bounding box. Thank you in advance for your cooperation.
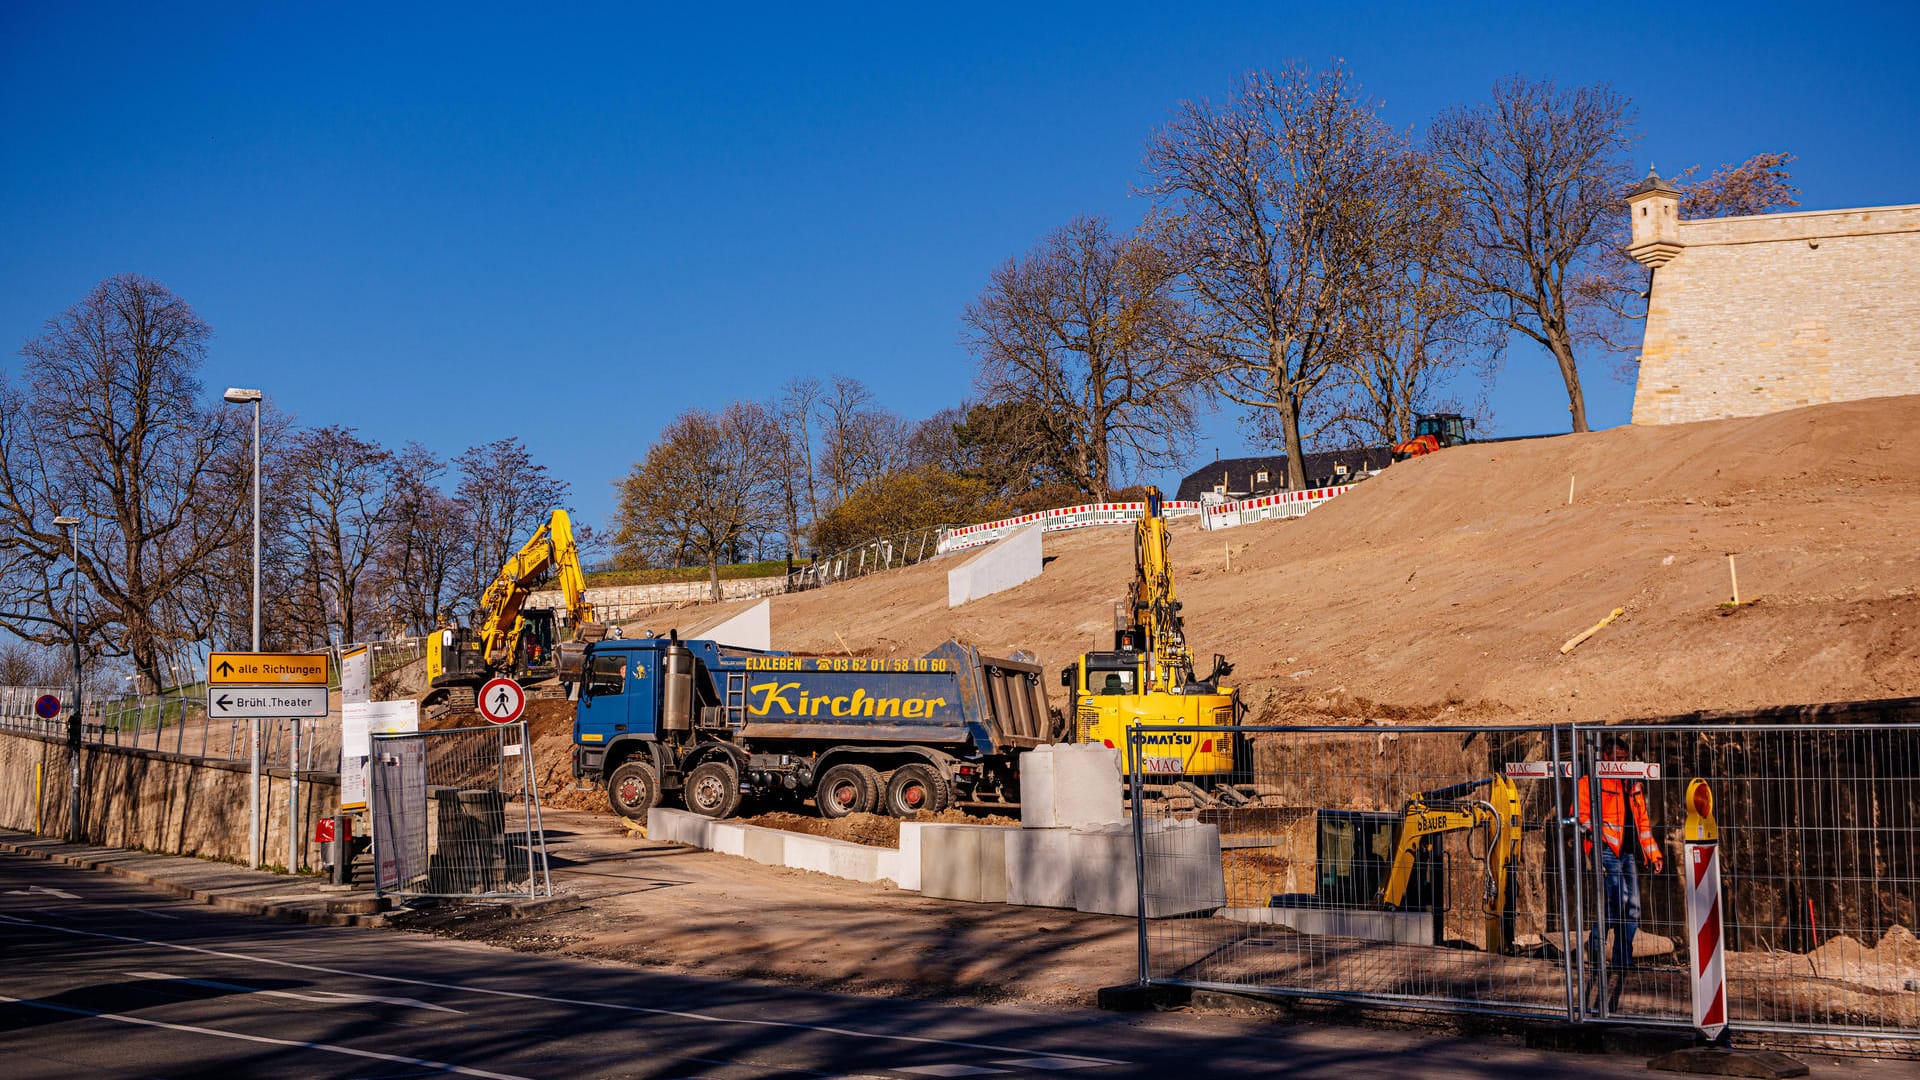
[937,500,1204,553]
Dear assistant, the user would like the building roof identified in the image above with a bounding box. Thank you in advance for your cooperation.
[1175,447,1394,501]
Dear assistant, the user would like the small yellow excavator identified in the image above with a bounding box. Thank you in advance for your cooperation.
[1308,774,1525,953]
[424,508,605,718]
[1060,487,1239,779]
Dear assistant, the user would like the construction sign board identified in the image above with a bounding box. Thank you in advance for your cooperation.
[480,677,527,724]
[208,686,329,719]
[209,651,328,686]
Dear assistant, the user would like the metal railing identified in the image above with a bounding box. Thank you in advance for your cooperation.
[1127,721,1920,1047]
[788,526,947,593]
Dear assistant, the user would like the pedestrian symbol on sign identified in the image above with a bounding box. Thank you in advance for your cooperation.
[478,677,526,725]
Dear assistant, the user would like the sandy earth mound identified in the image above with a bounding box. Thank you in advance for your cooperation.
[651,395,1919,726]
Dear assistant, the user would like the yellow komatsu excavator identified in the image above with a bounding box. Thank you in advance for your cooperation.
[1060,487,1239,778]
[424,508,605,718]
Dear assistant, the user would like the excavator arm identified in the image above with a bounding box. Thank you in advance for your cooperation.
[476,509,600,669]
[1132,488,1195,691]
[1378,774,1525,953]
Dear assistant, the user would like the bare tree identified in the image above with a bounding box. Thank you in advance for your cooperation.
[284,425,392,643]
[1144,63,1402,490]
[614,403,781,600]
[375,443,470,634]
[0,641,66,686]
[816,376,911,511]
[1677,151,1800,219]
[1333,150,1500,446]
[0,275,247,690]
[454,437,570,609]
[772,377,824,554]
[1428,76,1637,433]
[962,216,1202,499]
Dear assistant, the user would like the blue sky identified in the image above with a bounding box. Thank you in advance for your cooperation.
[4,2,1917,534]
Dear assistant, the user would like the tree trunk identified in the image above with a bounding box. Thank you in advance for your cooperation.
[1282,399,1307,491]
[708,560,722,602]
[1548,328,1589,433]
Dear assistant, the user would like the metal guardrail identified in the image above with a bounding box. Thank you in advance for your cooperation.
[1128,721,1920,1048]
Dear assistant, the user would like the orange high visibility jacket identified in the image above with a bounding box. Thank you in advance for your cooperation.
[1578,776,1663,870]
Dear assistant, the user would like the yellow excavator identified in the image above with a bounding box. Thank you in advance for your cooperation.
[1308,774,1524,953]
[1060,487,1239,778]
[423,508,605,718]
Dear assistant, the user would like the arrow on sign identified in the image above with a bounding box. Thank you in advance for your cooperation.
[216,660,235,677]
[6,886,80,900]
[216,694,232,710]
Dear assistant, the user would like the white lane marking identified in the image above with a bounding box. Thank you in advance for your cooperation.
[0,992,528,1080]
[127,971,465,1014]
[5,886,80,899]
[0,913,1121,1067]
[896,1067,1007,1077]
[125,908,181,920]
[992,1058,1106,1070]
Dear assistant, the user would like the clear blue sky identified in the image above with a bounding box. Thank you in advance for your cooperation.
[4,2,1916,533]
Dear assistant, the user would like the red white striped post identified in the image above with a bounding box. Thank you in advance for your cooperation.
[1683,777,1728,1042]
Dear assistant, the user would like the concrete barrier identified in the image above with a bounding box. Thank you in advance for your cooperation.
[918,822,1014,903]
[1222,904,1435,945]
[1005,827,1075,908]
[689,599,771,652]
[947,524,1043,608]
[1070,819,1226,918]
[647,808,894,885]
[896,820,926,890]
[1019,743,1122,829]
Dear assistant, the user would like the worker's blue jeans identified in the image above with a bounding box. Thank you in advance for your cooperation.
[1588,845,1641,969]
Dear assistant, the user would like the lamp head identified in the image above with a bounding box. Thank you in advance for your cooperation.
[53,516,81,527]
[223,388,263,404]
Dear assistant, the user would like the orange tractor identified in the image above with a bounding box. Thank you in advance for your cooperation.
[1392,413,1470,461]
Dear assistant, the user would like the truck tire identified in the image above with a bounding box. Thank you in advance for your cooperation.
[815,763,880,819]
[607,760,661,820]
[884,763,951,817]
[684,759,743,820]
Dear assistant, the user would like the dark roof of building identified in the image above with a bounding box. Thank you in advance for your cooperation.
[1175,447,1395,501]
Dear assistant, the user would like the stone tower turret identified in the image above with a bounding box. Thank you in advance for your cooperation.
[1627,166,1683,267]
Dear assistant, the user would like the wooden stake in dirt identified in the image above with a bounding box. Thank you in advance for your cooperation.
[1225,543,1231,573]
[834,631,854,656]
[1561,607,1625,655]
[1568,475,1576,505]
[1727,554,1740,606]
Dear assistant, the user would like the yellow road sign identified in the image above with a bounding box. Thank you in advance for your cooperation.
[208,651,329,686]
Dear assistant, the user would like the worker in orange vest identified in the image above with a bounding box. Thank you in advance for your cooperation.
[1579,735,1665,969]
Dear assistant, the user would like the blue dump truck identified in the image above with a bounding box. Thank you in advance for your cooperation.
[568,632,1061,820]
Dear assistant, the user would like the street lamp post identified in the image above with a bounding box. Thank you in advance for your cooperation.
[53,514,82,842]
[224,387,264,868]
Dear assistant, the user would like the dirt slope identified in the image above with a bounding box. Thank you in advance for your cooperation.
[657,395,1920,726]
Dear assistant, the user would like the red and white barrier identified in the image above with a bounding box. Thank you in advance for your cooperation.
[936,500,1204,554]
[1683,778,1728,1042]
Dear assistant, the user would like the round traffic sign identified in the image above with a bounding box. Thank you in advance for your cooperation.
[479,677,527,724]
[33,694,61,719]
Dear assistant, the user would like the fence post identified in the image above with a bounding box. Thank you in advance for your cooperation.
[1130,724,1149,986]
[1550,723,1578,1021]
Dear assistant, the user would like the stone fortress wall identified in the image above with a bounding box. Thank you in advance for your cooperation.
[1627,173,1920,425]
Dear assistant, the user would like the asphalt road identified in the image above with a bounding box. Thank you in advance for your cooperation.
[0,854,1887,1079]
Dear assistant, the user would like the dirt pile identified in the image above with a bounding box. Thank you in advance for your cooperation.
[652,396,1920,725]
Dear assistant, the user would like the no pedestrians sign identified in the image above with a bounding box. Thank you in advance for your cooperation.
[480,677,526,725]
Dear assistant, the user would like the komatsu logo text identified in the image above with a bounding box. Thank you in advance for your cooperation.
[1137,733,1193,746]
[747,681,949,719]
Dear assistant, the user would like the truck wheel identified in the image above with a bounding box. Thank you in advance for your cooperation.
[884,763,951,817]
[684,760,743,820]
[815,763,879,819]
[607,760,661,820]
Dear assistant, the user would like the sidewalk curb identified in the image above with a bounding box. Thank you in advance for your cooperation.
[0,834,389,928]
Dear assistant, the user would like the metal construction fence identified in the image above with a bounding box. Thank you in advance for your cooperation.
[1128,722,1920,1047]
[368,723,550,901]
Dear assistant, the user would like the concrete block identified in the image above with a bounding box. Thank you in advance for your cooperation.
[693,599,771,652]
[647,808,707,847]
[1220,905,1434,945]
[782,831,838,876]
[876,848,900,886]
[1005,827,1075,908]
[947,524,1043,607]
[828,842,883,883]
[919,823,1014,903]
[1020,743,1122,829]
[708,822,747,858]
[742,825,786,865]
[896,821,925,891]
[1071,819,1225,919]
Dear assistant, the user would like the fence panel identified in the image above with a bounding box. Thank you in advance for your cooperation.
[369,723,550,900]
[1132,723,1578,1020]
[1130,721,1920,1047]
[1579,723,1920,1041]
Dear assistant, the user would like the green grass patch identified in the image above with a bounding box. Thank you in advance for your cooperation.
[583,560,788,588]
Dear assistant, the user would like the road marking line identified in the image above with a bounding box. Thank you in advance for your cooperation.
[124,908,181,920]
[5,886,80,899]
[0,913,1121,1067]
[991,1059,1105,1071]
[126,970,465,1013]
[896,1066,1007,1077]
[0,992,528,1079]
